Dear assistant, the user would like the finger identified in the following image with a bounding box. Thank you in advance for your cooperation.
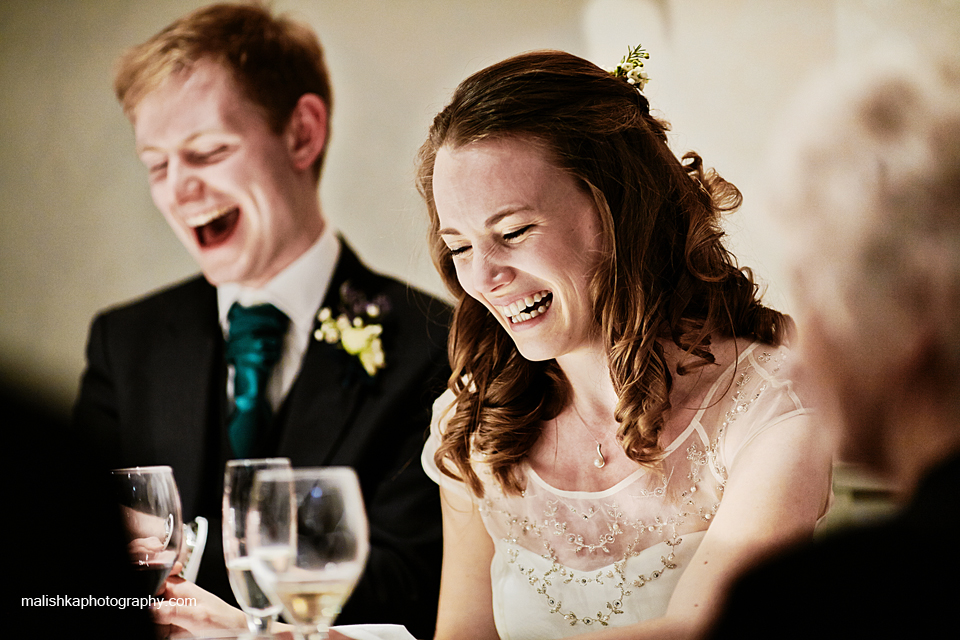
[151,596,195,634]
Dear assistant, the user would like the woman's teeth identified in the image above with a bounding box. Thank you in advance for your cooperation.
[499,291,552,324]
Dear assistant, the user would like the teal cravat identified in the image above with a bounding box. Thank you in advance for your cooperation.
[225,302,290,458]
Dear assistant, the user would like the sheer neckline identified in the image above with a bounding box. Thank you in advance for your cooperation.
[662,340,759,453]
[523,464,652,498]
[521,341,761,497]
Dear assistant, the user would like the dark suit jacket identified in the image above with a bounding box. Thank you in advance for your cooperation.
[710,453,960,638]
[74,244,451,639]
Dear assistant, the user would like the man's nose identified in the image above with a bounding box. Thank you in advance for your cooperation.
[170,160,203,205]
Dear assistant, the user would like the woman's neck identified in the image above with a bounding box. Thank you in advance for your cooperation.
[526,346,625,491]
[555,338,733,418]
[532,338,738,491]
[556,345,619,424]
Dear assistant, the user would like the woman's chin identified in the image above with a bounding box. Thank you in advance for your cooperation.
[514,347,553,362]
[511,335,565,362]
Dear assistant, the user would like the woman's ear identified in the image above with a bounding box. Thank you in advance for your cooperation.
[285,93,328,172]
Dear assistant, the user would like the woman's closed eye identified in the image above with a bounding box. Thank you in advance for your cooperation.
[444,224,533,257]
[503,225,533,242]
[447,243,471,257]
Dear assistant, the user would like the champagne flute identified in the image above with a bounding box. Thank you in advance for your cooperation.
[111,465,183,596]
[248,467,369,640]
[223,458,290,636]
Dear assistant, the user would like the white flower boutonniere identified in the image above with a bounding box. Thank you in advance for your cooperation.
[313,282,389,378]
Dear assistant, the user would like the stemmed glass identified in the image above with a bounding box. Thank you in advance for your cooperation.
[248,467,369,640]
[111,465,183,596]
[223,458,291,636]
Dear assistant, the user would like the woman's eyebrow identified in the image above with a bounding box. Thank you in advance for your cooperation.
[438,208,531,236]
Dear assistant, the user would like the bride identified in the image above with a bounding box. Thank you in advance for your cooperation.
[417,49,832,639]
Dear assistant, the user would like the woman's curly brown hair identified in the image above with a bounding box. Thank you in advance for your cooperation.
[417,50,788,496]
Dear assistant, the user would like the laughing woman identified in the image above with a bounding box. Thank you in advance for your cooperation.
[418,49,832,640]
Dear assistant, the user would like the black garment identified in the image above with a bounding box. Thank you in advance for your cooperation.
[74,244,451,639]
[711,453,960,638]
[8,374,155,637]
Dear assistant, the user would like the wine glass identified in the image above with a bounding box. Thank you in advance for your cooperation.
[248,467,369,640]
[223,458,291,636]
[111,465,183,596]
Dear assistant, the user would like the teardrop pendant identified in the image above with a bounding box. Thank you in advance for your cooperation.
[593,442,606,469]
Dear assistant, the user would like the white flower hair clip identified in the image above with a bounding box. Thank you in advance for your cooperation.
[608,44,650,91]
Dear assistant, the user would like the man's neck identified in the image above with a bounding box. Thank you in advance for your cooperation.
[217,222,339,328]
[886,398,960,499]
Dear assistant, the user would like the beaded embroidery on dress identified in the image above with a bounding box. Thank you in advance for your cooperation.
[422,342,809,640]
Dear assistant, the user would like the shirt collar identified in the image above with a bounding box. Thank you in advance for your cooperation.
[217,223,340,336]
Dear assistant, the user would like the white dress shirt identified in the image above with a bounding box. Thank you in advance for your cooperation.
[217,224,340,410]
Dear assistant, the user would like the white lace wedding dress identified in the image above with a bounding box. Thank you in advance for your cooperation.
[422,342,811,639]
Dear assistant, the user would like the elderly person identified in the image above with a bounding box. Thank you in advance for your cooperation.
[711,51,960,637]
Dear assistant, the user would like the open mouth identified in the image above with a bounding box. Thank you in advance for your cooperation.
[187,206,240,248]
[499,291,552,325]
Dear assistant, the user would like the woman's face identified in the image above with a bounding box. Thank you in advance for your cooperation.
[432,136,603,362]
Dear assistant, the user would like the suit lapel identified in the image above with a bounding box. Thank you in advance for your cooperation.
[272,243,370,464]
[151,278,225,516]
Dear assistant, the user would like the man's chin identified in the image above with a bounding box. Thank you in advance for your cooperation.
[199,260,276,290]
[197,257,249,288]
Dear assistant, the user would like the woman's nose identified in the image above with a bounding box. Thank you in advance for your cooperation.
[473,245,513,293]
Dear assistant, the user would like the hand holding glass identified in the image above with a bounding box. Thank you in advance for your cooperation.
[223,458,291,635]
[248,467,369,640]
[111,465,183,596]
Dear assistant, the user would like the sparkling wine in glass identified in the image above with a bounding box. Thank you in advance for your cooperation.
[223,458,290,636]
[111,465,183,596]
[248,467,369,640]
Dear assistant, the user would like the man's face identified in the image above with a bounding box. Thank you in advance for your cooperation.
[133,60,321,287]
[792,284,890,475]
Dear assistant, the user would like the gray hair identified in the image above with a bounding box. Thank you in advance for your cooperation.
[769,49,960,379]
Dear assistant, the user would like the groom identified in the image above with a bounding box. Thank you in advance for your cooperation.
[73,4,449,637]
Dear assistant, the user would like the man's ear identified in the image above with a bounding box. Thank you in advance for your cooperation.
[285,93,328,172]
